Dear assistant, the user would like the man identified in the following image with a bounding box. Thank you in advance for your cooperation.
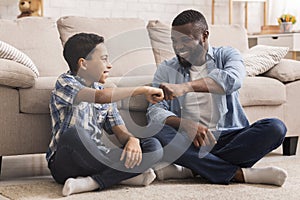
[147,9,288,186]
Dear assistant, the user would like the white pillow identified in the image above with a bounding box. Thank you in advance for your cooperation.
[243,45,289,76]
[0,40,39,77]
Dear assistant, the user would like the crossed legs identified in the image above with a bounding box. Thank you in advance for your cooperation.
[154,118,287,186]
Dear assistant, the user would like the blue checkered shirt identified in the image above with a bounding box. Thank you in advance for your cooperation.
[46,71,124,162]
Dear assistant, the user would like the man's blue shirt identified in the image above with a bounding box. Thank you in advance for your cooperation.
[147,46,249,131]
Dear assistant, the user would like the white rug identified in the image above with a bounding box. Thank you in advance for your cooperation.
[0,154,299,200]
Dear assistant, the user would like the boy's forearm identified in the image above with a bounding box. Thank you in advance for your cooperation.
[76,86,147,104]
[112,125,136,145]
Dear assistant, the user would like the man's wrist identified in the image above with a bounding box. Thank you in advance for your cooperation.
[183,82,193,93]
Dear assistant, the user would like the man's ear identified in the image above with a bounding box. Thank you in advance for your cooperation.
[203,30,209,42]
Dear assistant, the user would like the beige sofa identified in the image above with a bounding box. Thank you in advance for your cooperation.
[0,16,300,172]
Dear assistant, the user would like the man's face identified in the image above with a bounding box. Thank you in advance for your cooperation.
[171,23,208,67]
[79,43,112,84]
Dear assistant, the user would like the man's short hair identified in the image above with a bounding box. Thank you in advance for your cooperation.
[63,33,104,74]
[172,9,208,34]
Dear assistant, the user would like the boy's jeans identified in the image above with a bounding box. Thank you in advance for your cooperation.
[154,118,286,184]
[48,126,163,189]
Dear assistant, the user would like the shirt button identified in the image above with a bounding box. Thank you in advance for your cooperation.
[180,106,183,109]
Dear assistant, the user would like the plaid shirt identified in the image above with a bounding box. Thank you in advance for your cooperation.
[46,71,124,162]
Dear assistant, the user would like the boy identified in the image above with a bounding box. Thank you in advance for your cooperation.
[47,33,164,196]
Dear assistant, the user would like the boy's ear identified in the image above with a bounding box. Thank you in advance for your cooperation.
[78,58,87,70]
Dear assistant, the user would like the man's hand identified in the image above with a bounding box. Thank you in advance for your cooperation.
[180,118,216,148]
[120,137,142,168]
[160,83,189,100]
[144,86,164,104]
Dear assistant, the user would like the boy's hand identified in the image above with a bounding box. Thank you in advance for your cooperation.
[144,86,164,104]
[120,137,142,168]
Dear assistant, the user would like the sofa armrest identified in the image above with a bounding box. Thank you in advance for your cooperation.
[0,59,35,88]
[263,59,300,83]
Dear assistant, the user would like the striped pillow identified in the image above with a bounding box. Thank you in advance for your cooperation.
[0,41,39,77]
[243,45,289,76]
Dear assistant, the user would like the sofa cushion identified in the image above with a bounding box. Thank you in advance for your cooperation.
[147,20,249,67]
[263,59,300,82]
[239,77,286,106]
[19,77,57,114]
[0,59,35,88]
[57,16,156,77]
[0,17,67,77]
[243,45,289,77]
[0,41,39,77]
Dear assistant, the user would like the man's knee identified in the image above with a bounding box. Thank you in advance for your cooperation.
[153,125,178,145]
[260,118,287,142]
[268,118,286,139]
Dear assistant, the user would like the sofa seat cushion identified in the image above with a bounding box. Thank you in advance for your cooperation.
[108,76,153,112]
[19,77,57,114]
[240,77,286,106]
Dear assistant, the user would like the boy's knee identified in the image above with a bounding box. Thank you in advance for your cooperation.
[141,138,163,162]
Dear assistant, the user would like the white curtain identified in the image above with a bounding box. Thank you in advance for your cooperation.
[269,0,300,30]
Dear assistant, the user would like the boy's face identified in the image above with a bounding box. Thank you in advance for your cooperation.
[78,43,112,84]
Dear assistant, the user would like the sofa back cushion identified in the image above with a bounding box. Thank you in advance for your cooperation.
[0,17,67,77]
[147,20,249,67]
[57,16,156,78]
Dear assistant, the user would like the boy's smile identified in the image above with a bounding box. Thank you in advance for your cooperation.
[78,43,112,85]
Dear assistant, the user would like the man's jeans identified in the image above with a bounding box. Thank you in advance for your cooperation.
[48,127,163,189]
[154,118,286,184]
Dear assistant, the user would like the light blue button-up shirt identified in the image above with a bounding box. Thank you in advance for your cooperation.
[147,45,249,131]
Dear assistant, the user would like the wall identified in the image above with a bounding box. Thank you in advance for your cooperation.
[0,0,265,33]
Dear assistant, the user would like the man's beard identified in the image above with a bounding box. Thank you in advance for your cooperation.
[177,55,192,68]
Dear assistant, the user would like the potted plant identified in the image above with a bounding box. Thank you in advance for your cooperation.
[278,14,297,32]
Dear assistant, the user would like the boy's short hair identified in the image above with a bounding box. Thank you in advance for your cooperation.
[172,9,208,34]
[63,33,104,74]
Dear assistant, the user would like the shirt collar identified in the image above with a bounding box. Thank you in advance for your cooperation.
[207,45,214,60]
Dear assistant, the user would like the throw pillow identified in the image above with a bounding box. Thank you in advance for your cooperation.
[147,20,174,67]
[0,59,35,88]
[263,59,300,82]
[0,40,39,77]
[243,45,289,76]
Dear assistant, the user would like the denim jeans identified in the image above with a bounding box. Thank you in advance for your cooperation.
[48,126,163,189]
[154,118,286,184]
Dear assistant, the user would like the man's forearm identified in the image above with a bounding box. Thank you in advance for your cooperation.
[186,77,224,94]
[164,116,182,130]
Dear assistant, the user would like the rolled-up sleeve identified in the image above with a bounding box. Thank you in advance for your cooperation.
[208,47,246,95]
[147,62,177,124]
[104,103,125,134]
[147,101,177,124]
